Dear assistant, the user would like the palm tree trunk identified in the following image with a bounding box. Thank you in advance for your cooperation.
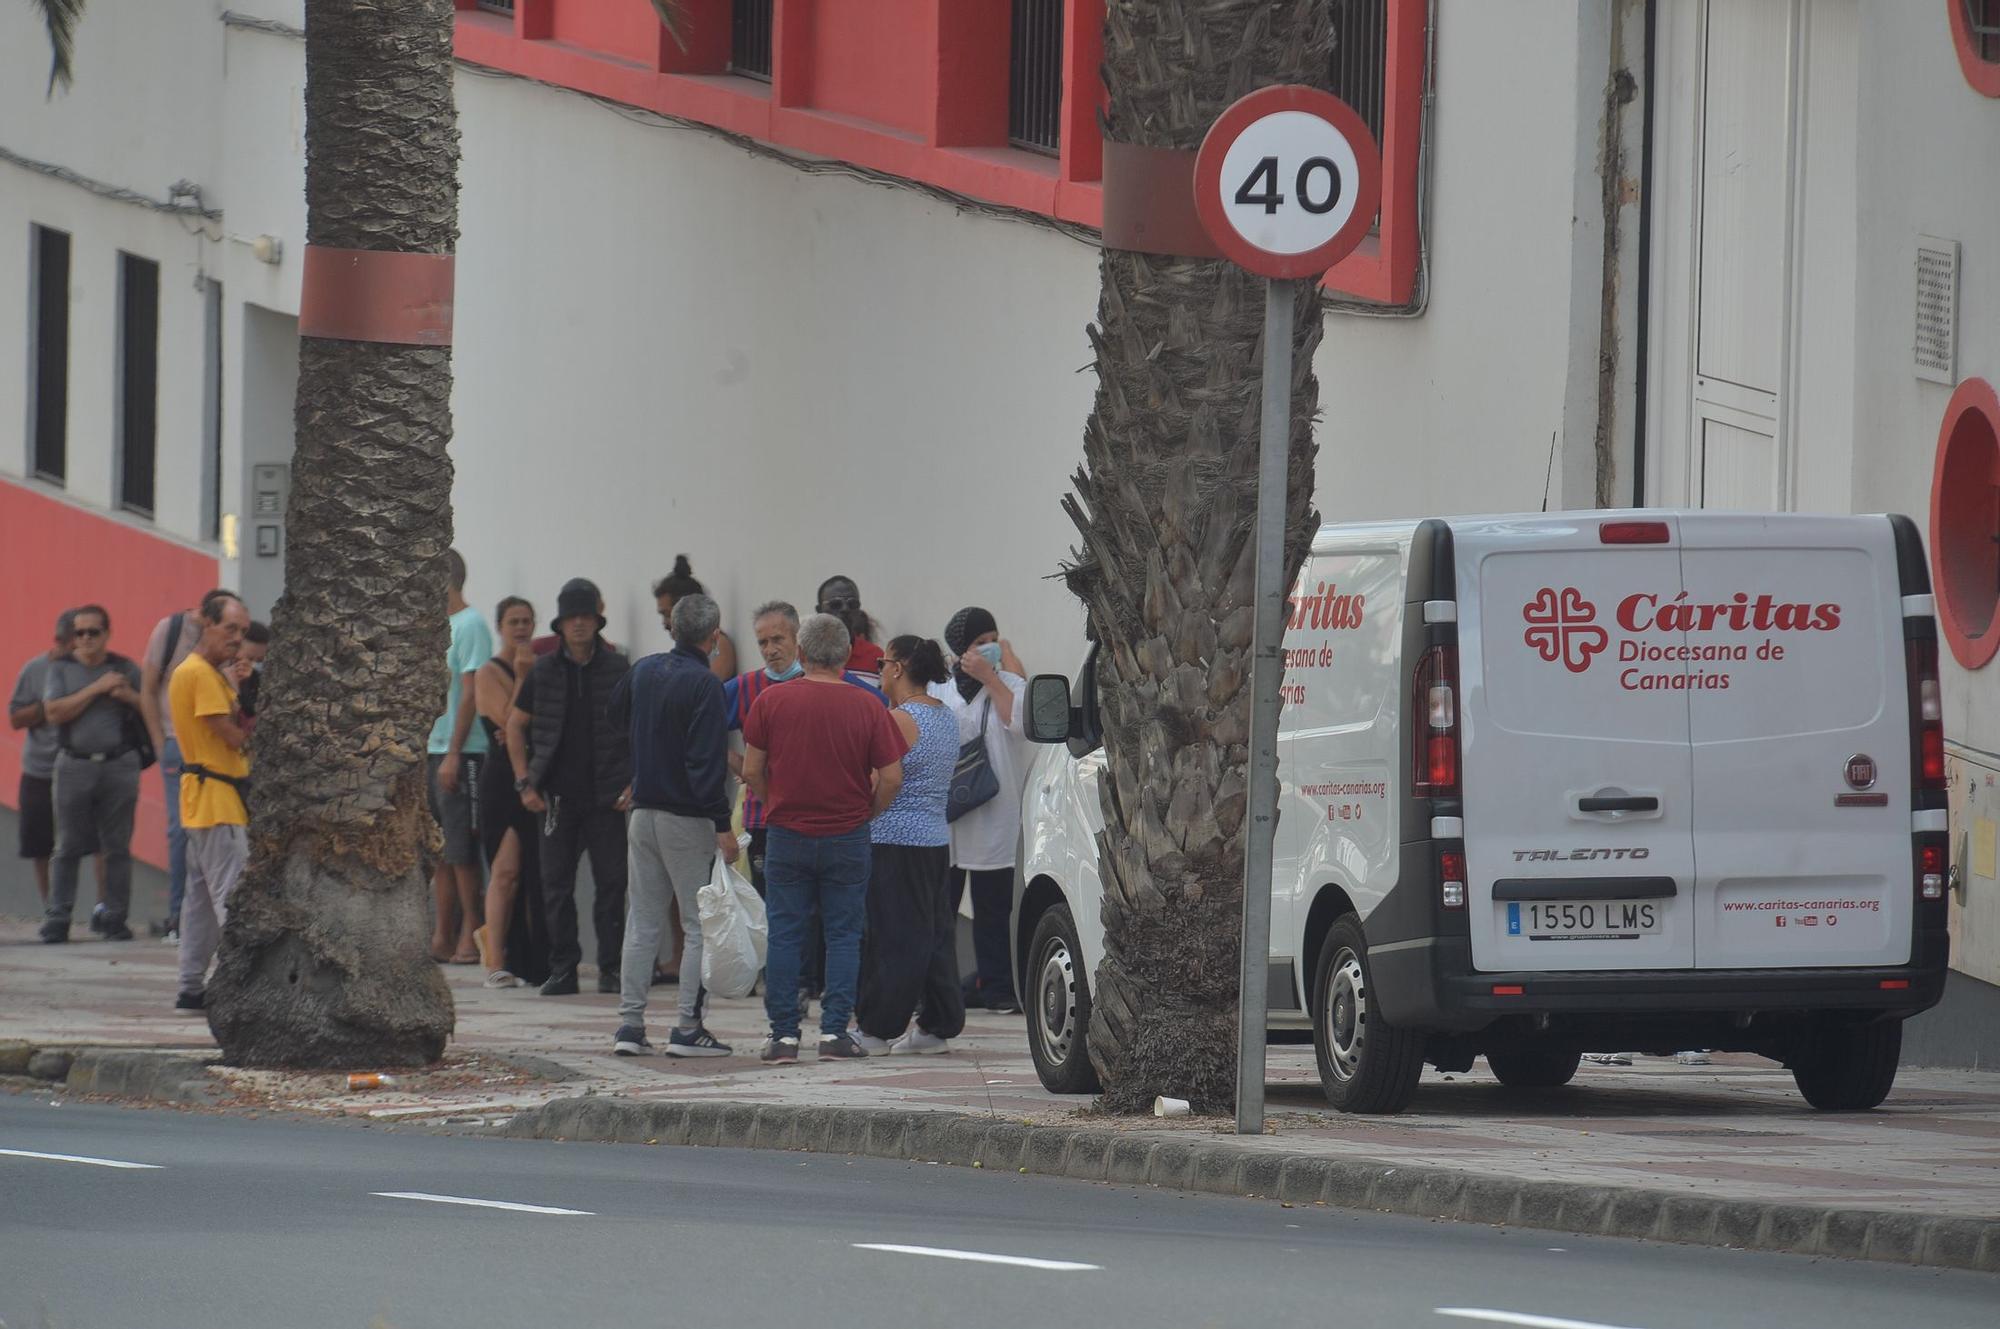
[208,0,460,1067]
[1063,0,1332,1114]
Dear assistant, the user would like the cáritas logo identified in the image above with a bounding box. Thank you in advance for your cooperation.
[1523,588,1608,673]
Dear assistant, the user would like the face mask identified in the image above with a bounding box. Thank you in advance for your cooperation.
[976,643,1004,669]
[766,660,804,682]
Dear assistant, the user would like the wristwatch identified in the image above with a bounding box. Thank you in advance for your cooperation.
[514,776,531,793]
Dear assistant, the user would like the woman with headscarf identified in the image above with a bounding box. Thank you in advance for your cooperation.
[930,606,1029,1013]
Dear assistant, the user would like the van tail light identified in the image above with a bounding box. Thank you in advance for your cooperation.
[1919,841,1946,901]
[1440,850,1466,909]
[1906,637,1945,793]
[1600,520,1671,544]
[1413,645,1460,798]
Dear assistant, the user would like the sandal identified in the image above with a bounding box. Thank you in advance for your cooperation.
[483,970,522,989]
[449,947,482,965]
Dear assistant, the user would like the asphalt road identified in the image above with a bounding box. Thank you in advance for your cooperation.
[0,1092,1992,1329]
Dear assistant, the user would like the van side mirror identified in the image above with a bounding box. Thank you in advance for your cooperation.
[1025,674,1074,744]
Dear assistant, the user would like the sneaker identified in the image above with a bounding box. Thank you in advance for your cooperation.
[612,1025,653,1056]
[101,920,134,942]
[159,927,179,946]
[853,1031,894,1056]
[597,968,622,994]
[88,904,108,935]
[1675,1050,1712,1066]
[759,1036,800,1065]
[38,920,69,945]
[667,1026,732,1058]
[1582,1052,1633,1066]
[539,970,579,997]
[174,990,205,1012]
[818,1031,868,1060]
[891,1028,951,1056]
[981,992,1024,1015]
[482,970,522,989]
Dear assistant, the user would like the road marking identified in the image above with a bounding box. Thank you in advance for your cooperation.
[1437,1310,1649,1329]
[853,1243,1099,1272]
[371,1191,593,1216]
[0,1148,162,1170]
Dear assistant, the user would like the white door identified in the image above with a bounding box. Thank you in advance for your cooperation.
[1458,519,1697,972]
[1681,515,1916,968]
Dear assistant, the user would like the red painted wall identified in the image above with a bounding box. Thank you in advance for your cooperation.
[806,0,931,138]
[549,0,663,68]
[0,479,221,870]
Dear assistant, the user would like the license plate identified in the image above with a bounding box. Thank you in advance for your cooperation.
[1507,900,1661,940]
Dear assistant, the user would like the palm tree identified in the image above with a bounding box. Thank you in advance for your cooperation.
[204,0,463,1066]
[27,0,82,94]
[1061,1,1333,1113]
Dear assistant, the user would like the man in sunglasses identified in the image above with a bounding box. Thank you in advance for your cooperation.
[39,605,145,943]
[9,608,76,909]
[815,575,884,686]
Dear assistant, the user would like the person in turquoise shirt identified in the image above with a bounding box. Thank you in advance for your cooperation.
[429,549,496,964]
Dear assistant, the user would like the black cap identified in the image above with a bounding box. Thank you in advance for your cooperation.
[552,578,605,635]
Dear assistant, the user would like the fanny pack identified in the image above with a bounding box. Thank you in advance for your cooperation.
[181,763,251,798]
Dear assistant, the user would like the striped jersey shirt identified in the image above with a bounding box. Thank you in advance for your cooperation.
[725,667,887,830]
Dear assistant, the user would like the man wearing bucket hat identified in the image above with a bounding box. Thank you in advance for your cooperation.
[506,578,632,997]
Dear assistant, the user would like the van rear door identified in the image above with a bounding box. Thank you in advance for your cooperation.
[1680,514,1914,969]
[1459,516,1697,972]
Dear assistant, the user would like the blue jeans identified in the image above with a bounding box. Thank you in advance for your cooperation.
[161,736,187,926]
[762,825,870,1040]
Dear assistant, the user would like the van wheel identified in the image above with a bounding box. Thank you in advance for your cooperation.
[1791,1019,1902,1111]
[1484,1047,1582,1089]
[1026,904,1101,1095]
[1312,915,1424,1114]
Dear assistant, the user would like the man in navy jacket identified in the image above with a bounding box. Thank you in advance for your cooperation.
[608,593,741,1057]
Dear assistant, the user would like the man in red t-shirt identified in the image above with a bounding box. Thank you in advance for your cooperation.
[742,613,907,1064]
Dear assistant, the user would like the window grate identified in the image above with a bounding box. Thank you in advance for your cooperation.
[1915,236,1960,385]
[1329,0,1389,151]
[1008,0,1064,156]
[476,0,515,15]
[29,225,70,486]
[1972,0,2000,63]
[731,0,773,81]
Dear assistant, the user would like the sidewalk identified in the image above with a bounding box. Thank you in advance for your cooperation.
[6,914,1998,1229]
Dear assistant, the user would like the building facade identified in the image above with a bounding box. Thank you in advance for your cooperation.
[3,0,1997,1060]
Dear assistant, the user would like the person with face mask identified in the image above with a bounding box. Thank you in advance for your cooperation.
[816,575,883,687]
[931,606,1030,1014]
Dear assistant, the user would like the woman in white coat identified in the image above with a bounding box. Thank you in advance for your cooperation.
[932,606,1029,1013]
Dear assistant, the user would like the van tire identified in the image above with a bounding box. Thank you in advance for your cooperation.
[1312,916,1425,1114]
[1484,1047,1582,1089]
[1791,1019,1902,1111]
[1025,904,1102,1095]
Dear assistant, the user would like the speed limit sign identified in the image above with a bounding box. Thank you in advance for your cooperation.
[1193,86,1381,279]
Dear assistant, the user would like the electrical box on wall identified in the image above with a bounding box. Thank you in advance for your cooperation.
[251,463,288,559]
[1915,235,1960,385]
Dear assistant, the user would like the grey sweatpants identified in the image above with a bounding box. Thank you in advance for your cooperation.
[48,753,140,925]
[178,824,247,994]
[619,809,715,1032]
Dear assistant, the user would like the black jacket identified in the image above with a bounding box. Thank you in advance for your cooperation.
[611,644,731,831]
[521,640,630,809]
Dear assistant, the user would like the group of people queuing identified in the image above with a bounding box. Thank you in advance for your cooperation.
[9,591,261,1011]
[428,552,1033,1063]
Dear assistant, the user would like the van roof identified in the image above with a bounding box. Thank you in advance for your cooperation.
[1310,509,1895,552]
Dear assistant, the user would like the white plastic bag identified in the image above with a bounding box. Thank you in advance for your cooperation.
[698,853,766,1000]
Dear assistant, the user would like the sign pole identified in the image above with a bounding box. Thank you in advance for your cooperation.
[1236,275,1296,1136]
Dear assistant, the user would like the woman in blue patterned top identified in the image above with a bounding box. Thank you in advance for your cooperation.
[854,636,965,1054]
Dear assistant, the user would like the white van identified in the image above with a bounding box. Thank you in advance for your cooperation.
[1015,511,1950,1113]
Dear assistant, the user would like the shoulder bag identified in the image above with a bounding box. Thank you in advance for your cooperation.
[946,698,1000,823]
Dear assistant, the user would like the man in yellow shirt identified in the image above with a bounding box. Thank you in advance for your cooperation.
[168,591,251,1012]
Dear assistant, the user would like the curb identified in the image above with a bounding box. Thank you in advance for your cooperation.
[499,1097,2000,1275]
[0,1041,223,1106]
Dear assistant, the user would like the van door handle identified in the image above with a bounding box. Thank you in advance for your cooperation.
[1578,795,1659,813]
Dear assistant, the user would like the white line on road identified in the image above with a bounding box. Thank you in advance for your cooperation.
[371,1191,593,1216]
[853,1243,1100,1272]
[0,1148,162,1170]
[1438,1309,1651,1329]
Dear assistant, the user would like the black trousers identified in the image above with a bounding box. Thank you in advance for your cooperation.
[749,825,823,995]
[540,796,627,977]
[952,866,1016,1005]
[856,843,964,1041]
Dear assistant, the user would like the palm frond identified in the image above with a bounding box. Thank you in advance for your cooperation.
[647,0,689,54]
[28,0,84,95]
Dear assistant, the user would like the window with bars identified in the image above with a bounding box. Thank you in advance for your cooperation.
[1970,0,2000,62]
[1008,0,1064,155]
[731,0,773,81]
[116,253,159,518]
[1329,0,1389,150]
[476,0,514,14]
[29,224,70,486]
